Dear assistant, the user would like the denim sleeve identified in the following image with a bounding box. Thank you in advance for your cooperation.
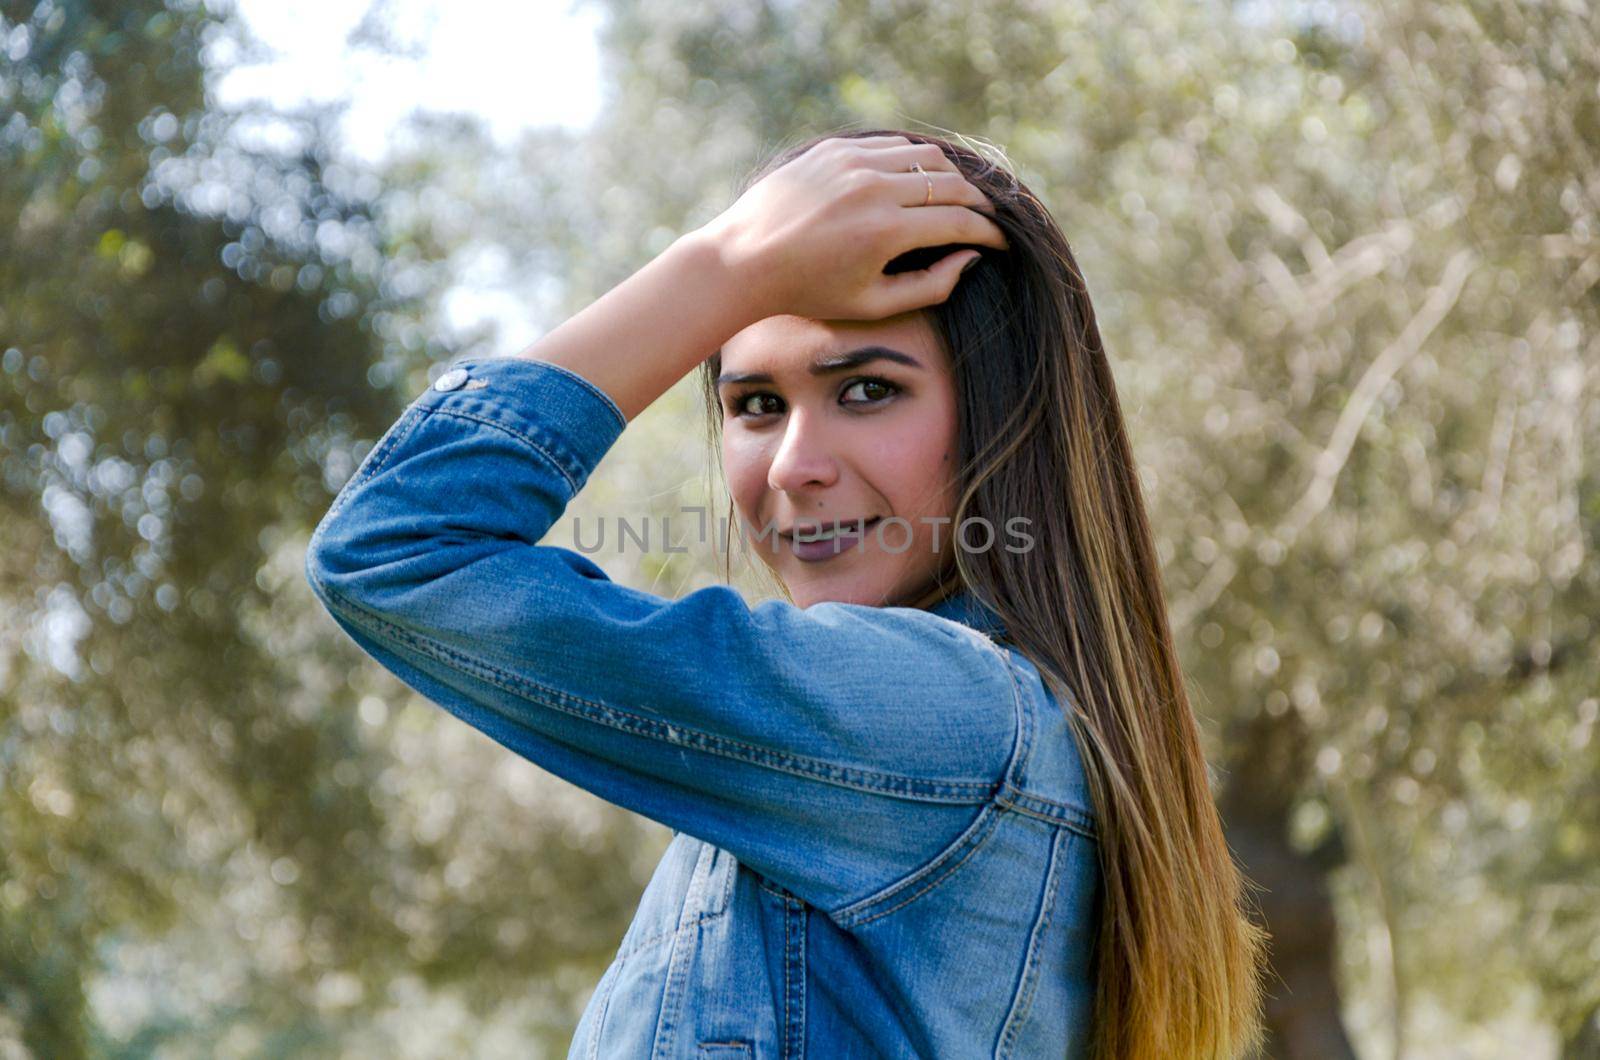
[304,355,1020,913]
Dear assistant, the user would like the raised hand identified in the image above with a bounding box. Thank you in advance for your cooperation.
[696,134,1011,323]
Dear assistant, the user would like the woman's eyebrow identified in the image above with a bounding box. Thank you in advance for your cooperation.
[716,346,923,388]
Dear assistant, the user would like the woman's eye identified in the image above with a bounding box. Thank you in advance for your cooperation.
[730,378,899,420]
[841,378,899,405]
[734,393,782,418]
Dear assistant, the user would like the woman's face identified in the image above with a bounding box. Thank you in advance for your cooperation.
[716,311,960,610]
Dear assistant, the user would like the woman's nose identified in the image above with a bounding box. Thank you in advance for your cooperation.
[766,408,839,493]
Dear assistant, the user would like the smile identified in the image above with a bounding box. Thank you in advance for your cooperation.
[784,516,884,543]
[784,517,884,563]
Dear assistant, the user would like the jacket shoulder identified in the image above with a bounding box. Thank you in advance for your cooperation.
[989,646,1099,839]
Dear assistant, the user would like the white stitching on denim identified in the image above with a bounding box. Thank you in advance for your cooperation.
[755,875,794,900]
[985,645,1100,837]
[996,827,1068,1057]
[584,958,623,1060]
[986,641,1035,790]
[714,845,737,913]
[317,405,429,529]
[649,841,715,1058]
[614,907,727,961]
[782,895,806,1059]
[524,358,629,432]
[830,803,1003,927]
[423,406,584,496]
[995,785,1098,839]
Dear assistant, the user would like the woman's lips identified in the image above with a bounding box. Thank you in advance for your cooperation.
[788,516,883,563]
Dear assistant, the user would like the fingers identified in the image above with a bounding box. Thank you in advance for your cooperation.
[849,142,1005,242]
[887,169,997,214]
[870,248,981,319]
[896,203,1011,252]
[861,141,961,175]
[830,134,917,149]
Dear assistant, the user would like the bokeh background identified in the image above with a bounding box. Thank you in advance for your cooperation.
[2,0,1596,1056]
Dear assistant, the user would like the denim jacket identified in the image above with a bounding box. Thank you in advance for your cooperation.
[305,355,1102,1058]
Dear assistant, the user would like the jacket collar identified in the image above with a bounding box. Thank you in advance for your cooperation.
[927,588,1008,640]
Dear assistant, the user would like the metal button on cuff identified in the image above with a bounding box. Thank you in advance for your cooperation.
[434,367,470,392]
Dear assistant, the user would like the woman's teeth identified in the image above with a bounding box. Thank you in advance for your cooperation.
[795,517,879,543]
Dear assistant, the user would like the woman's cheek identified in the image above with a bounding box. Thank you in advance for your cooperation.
[721,439,763,504]
[886,437,958,517]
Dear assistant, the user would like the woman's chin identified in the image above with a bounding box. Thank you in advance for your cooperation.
[785,577,878,610]
[783,571,910,611]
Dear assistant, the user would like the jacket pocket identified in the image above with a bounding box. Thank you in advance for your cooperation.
[697,1043,753,1058]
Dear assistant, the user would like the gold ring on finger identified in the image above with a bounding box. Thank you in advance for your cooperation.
[909,162,933,206]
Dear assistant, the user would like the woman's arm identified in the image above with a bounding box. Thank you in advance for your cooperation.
[518,228,755,423]
[304,354,1021,913]
[304,136,1018,914]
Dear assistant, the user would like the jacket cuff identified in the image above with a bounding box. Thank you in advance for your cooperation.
[410,355,628,496]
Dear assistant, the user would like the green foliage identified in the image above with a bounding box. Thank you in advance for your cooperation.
[3,0,1594,1055]
[2,2,656,1055]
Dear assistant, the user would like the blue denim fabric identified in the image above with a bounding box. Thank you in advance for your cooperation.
[305,355,1102,1058]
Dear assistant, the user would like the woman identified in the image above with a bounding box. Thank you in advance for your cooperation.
[306,129,1268,1058]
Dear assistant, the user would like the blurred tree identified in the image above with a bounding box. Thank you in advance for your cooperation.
[1,2,657,1056]
[0,0,399,1052]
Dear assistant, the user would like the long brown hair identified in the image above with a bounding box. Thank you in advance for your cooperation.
[695,126,1270,1059]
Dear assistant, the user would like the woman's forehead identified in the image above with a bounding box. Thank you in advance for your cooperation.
[720,313,943,375]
